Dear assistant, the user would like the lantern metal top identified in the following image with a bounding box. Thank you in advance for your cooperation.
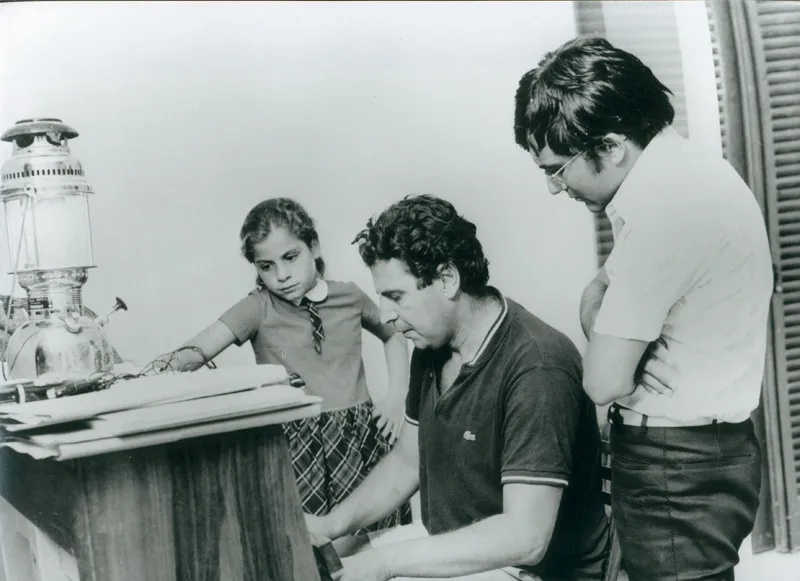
[0,118,92,200]
[1,118,79,143]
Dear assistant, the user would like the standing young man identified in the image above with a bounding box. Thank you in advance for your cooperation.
[514,36,773,581]
[306,194,609,580]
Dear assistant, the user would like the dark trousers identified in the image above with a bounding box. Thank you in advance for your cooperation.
[610,419,761,581]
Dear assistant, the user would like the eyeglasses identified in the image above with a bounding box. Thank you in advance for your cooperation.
[543,149,586,192]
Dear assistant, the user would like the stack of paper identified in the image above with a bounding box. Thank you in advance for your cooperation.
[0,364,322,460]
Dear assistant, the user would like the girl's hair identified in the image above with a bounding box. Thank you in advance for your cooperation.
[240,198,325,289]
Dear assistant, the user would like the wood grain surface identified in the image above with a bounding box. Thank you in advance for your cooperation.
[1,425,320,581]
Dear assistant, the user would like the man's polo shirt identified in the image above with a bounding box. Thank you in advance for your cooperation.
[405,292,608,577]
[596,126,774,423]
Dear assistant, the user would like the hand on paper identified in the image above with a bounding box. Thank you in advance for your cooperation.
[304,513,334,545]
[332,549,392,581]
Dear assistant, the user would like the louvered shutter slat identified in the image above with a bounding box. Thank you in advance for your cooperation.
[778,176,800,190]
[776,147,800,159]
[762,23,800,37]
[762,36,800,50]
[779,256,800,269]
[759,2,799,15]
[769,82,800,98]
[774,113,800,126]
[783,281,800,295]
[765,70,800,85]
[767,59,800,74]
[779,226,800,239]
[778,188,800,201]
[771,93,800,108]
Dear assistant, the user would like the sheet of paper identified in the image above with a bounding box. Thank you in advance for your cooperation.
[54,402,322,460]
[0,364,289,428]
[24,388,321,444]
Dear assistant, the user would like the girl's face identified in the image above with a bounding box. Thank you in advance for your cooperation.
[252,226,320,304]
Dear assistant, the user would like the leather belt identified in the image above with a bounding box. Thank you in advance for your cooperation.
[608,404,719,428]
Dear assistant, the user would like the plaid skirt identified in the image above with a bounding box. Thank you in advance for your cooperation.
[282,400,413,532]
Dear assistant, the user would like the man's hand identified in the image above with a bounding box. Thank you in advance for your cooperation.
[633,337,675,396]
[332,549,392,581]
[372,393,405,445]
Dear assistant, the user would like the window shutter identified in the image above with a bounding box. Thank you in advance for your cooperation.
[751,0,800,550]
[708,0,800,550]
[707,4,729,160]
[707,1,783,552]
[574,2,690,267]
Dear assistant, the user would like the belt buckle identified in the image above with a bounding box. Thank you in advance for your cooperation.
[607,403,623,425]
[501,567,541,580]
[608,404,649,429]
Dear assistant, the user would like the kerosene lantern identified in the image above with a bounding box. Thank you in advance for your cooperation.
[0,118,125,380]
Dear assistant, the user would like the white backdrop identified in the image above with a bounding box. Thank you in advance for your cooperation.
[0,1,602,398]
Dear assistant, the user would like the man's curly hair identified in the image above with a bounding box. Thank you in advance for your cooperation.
[353,194,490,295]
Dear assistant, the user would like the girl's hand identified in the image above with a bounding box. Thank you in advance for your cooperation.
[332,550,392,581]
[372,393,405,445]
[305,513,333,545]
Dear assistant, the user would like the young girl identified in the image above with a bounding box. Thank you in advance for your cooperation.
[172,197,412,531]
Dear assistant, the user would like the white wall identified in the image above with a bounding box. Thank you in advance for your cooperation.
[0,1,595,397]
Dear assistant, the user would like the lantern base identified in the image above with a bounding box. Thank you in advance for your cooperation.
[5,315,114,381]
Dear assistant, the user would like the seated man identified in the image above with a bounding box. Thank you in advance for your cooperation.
[306,194,609,581]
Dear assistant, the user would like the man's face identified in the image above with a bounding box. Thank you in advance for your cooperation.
[530,143,621,214]
[370,258,454,350]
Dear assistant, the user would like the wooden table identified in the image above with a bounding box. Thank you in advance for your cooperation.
[0,424,320,581]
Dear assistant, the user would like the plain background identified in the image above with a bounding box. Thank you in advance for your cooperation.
[0,1,717,402]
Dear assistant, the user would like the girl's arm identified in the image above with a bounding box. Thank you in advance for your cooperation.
[168,321,237,372]
[162,292,260,373]
[357,285,410,443]
[373,328,410,444]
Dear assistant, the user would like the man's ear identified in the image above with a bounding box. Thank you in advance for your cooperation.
[600,133,628,166]
[435,263,460,300]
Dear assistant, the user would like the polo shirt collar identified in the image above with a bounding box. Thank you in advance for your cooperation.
[467,290,508,366]
[605,125,682,223]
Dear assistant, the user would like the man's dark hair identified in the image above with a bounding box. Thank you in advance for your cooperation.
[353,194,490,295]
[514,36,675,159]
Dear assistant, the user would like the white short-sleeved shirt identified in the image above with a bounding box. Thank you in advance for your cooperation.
[594,127,773,423]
